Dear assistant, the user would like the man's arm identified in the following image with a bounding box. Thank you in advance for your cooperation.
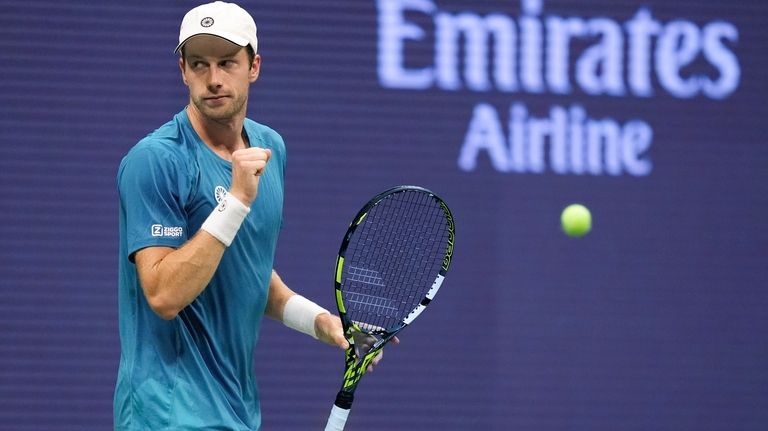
[133,146,271,320]
[264,271,395,371]
[265,270,349,350]
[134,231,226,320]
[263,270,295,320]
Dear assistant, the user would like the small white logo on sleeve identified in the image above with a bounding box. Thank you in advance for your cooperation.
[150,224,184,238]
[214,186,227,203]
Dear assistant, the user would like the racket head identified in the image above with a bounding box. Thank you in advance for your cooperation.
[333,185,455,339]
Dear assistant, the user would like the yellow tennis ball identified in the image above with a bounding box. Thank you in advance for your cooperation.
[561,204,592,237]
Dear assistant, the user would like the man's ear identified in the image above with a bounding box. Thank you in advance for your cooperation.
[249,55,261,83]
[179,57,189,86]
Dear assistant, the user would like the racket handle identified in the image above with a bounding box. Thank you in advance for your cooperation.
[324,405,350,431]
[324,391,354,431]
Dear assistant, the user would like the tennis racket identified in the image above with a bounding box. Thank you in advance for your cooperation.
[323,185,455,430]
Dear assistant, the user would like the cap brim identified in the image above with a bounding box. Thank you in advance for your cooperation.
[174,32,249,54]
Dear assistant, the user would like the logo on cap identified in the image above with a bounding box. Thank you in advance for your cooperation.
[200,17,214,27]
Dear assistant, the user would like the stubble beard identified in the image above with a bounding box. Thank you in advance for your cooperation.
[192,91,248,124]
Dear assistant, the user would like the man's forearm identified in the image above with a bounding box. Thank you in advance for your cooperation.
[266,270,332,339]
[264,270,296,321]
[136,230,226,319]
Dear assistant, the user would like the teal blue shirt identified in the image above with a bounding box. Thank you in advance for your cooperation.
[114,109,285,430]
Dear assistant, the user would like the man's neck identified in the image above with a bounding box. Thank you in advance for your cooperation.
[186,104,248,159]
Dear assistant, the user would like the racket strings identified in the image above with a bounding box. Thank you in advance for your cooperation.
[341,190,450,332]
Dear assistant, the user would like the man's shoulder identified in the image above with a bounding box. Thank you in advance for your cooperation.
[244,119,285,149]
[136,115,187,152]
[123,115,192,165]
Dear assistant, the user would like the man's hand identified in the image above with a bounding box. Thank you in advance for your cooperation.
[314,314,400,373]
[315,313,349,350]
[229,147,271,206]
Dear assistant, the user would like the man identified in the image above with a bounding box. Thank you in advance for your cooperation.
[114,2,385,429]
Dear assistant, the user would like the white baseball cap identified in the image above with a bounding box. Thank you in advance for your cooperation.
[175,1,258,54]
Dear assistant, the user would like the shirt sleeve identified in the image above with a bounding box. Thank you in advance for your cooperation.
[118,143,191,261]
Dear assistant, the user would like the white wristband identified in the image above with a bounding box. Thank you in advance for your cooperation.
[201,193,250,247]
[283,295,330,339]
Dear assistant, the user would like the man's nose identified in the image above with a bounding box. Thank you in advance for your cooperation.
[207,66,223,88]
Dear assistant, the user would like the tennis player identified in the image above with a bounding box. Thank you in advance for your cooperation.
[113,2,386,429]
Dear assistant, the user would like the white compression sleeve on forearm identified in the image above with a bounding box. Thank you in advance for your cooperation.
[201,193,250,247]
[282,295,330,339]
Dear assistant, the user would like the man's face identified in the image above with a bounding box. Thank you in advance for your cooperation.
[180,35,260,123]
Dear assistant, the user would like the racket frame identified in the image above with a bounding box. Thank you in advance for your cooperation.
[330,185,455,408]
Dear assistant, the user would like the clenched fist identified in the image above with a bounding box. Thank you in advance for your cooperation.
[229,147,271,206]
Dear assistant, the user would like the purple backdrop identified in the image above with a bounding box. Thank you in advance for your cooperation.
[1,0,767,429]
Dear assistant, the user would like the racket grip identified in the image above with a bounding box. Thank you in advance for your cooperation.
[324,405,350,431]
[324,391,354,431]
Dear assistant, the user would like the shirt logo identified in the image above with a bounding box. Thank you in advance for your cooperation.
[214,186,227,203]
[150,224,184,238]
[151,224,163,237]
